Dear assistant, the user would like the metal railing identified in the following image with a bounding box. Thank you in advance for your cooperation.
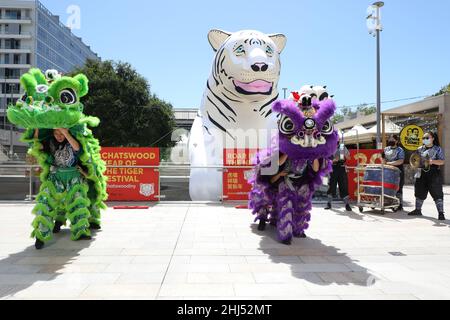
[0,16,31,21]
[0,164,256,203]
[0,163,335,204]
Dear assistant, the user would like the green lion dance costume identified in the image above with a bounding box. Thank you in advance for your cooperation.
[7,68,107,250]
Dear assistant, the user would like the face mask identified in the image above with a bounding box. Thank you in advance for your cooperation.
[423,138,432,146]
[388,141,396,147]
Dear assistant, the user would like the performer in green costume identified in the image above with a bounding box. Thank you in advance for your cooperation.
[7,68,108,249]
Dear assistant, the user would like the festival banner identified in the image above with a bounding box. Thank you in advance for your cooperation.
[101,147,160,201]
[223,149,258,201]
[347,149,383,200]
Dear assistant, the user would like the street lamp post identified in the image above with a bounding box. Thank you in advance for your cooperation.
[282,88,288,99]
[367,1,384,149]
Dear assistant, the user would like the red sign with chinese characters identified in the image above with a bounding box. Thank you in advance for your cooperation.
[100,147,160,201]
[347,149,383,200]
[223,149,258,201]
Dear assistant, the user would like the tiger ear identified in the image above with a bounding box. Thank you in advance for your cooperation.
[208,29,232,52]
[268,34,287,53]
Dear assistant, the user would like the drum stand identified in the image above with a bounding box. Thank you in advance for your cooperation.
[356,165,401,215]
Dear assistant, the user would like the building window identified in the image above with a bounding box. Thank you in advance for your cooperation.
[5,10,21,20]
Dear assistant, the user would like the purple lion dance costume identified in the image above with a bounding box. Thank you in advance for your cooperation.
[249,97,339,245]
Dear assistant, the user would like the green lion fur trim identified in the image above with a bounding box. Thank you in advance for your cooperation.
[7,68,108,243]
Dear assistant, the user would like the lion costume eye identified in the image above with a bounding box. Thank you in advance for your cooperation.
[60,88,77,105]
[279,116,295,135]
[266,46,274,57]
[321,120,334,135]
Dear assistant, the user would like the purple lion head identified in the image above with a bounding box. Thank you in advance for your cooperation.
[272,98,339,160]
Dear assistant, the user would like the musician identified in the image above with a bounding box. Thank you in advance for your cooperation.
[382,135,405,211]
[409,132,446,221]
[326,141,352,212]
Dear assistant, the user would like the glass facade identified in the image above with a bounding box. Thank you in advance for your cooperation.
[35,2,99,73]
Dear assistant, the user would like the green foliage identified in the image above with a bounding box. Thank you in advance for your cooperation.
[332,113,344,124]
[333,103,376,124]
[357,104,376,116]
[434,83,450,96]
[70,60,176,148]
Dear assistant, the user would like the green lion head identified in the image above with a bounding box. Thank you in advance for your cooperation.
[7,68,98,129]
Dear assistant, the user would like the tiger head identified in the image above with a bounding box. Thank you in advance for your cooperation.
[208,29,287,99]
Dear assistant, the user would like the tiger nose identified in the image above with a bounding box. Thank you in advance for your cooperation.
[251,63,269,72]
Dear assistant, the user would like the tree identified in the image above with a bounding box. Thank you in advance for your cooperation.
[357,104,376,116]
[434,83,450,96]
[70,60,176,148]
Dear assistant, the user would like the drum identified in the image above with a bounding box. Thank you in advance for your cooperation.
[363,165,401,197]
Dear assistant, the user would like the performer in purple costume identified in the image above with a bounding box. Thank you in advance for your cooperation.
[249,97,339,245]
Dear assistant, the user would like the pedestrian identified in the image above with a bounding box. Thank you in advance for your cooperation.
[409,132,446,220]
[382,134,405,211]
[325,141,352,211]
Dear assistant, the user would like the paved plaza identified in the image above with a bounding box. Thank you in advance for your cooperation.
[0,186,449,300]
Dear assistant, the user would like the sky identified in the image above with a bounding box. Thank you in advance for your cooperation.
[41,0,450,111]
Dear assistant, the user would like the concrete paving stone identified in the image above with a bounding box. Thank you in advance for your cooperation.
[12,283,88,299]
[245,256,302,264]
[105,263,169,273]
[121,248,175,256]
[159,284,235,297]
[252,272,324,285]
[43,273,121,285]
[168,263,230,273]
[1,186,450,300]
[0,273,53,285]
[131,256,175,264]
[162,272,189,284]
[187,273,255,284]
[37,264,109,274]
[234,284,309,297]
[189,256,247,264]
[116,273,165,285]
[81,284,160,299]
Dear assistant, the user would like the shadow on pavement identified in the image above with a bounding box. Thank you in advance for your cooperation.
[357,209,450,228]
[251,224,377,287]
[0,229,98,299]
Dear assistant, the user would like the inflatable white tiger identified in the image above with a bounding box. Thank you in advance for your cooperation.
[189,29,287,201]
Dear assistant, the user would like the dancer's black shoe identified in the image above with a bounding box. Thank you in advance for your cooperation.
[346,204,353,212]
[325,202,332,210]
[89,223,101,230]
[408,209,423,216]
[295,233,307,239]
[282,239,292,246]
[258,220,266,231]
[53,221,63,234]
[439,213,446,221]
[35,239,44,250]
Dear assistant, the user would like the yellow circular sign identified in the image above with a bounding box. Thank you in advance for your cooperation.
[400,125,424,151]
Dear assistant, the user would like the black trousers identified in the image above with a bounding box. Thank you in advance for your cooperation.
[328,165,349,199]
[415,169,444,201]
[397,166,405,196]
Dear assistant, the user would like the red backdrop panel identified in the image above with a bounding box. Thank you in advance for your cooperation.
[101,147,160,201]
[223,149,258,201]
[347,149,383,200]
